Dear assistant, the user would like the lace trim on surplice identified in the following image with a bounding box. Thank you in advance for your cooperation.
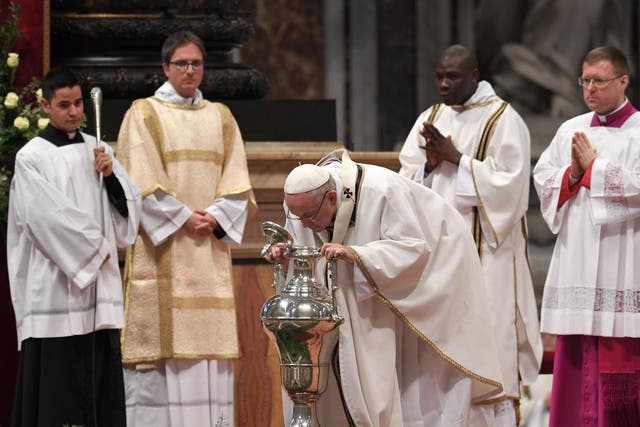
[604,163,629,218]
[544,286,640,313]
[540,171,560,213]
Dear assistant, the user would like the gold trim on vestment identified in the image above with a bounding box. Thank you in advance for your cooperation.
[476,395,513,405]
[137,99,168,170]
[171,296,235,310]
[121,245,135,352]
[427,103,443,123]
[475,101,508,161]
[350,249,504,393]
[215,185,253,199]
[472,206,483,260]
[513,256,522,400]
[470,165,499,246]
[140,183,178,198]
[451,97,500,113]
[470,101,509,251]
[163,149,224,164]
[157,238,175,358]
[521,217,533,275]
[125,351,242,366]
[316,149,359,244]
[121,97,246,364]
[152,97,210,110]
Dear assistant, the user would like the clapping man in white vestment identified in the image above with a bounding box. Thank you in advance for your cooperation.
[266,149,505,426]
[533,46,640,426]
[399,44,543,426]
[7,66,141,427]
[116,30,255,427]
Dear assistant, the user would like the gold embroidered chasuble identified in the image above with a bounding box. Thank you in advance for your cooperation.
[117,97,254,363]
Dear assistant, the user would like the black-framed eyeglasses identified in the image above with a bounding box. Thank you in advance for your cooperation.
[578,75,624,88]
[169,60,204,72]
[286,191,328,222]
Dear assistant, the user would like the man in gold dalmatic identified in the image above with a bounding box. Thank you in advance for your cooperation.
[116,30,255,427]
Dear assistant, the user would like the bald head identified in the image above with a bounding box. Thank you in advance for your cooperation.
[440,45,478,72]
[435,44,479,105]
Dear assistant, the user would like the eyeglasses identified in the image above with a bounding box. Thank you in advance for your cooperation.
[169,60,204,72]
[286,191,328,222]
[578,75,623,88]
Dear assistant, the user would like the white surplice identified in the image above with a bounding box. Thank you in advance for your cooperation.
[533,110,640,337]
[7,134,141,349]
[399,81,543,401]
[283,150,503,427]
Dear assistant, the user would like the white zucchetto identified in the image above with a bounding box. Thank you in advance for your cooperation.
[284,164,330,194]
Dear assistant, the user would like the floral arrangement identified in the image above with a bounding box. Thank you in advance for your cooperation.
[0,2,48,155]
[0,2,48,224]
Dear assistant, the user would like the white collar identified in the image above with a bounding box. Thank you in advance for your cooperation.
[463,81,496,106]
[154,81,203,106]
[596,98,628,122]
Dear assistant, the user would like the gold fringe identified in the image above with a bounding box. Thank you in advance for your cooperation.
[351,249,503,392]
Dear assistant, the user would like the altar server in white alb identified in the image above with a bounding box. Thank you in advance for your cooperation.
[7,66,141,427]
[266,149,505,426]
[398,44,542,425]
[117,30,255,427]
[534,46,640,426]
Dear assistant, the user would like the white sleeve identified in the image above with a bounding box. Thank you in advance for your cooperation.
[108,153,142,248]
[205,192,250,246]
[354,264,376,302]
[455,154,479,207]
[590,157,640,224]
[141,191,192,246]
[10,153,110,289]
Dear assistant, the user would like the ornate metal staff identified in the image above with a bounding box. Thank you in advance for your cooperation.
[89,86,104,427]
[90,87,105,234]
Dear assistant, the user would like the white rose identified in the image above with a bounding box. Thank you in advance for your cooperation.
[4,92,19,109]
[7,52,19,68]
[37,117,49,130]
[13,116,30,132]
[36,88,43,103]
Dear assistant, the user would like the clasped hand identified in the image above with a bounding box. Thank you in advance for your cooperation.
[419,121,462,170]
[571,131,598,179]
[184,210,218,236]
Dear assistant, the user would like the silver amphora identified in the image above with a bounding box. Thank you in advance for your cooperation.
[260,221,343,427]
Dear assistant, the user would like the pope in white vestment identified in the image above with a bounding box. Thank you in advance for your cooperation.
[399,45,542,424]
[271,150,504,427]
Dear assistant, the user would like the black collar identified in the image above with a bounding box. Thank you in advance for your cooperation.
[39,124,84,147]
